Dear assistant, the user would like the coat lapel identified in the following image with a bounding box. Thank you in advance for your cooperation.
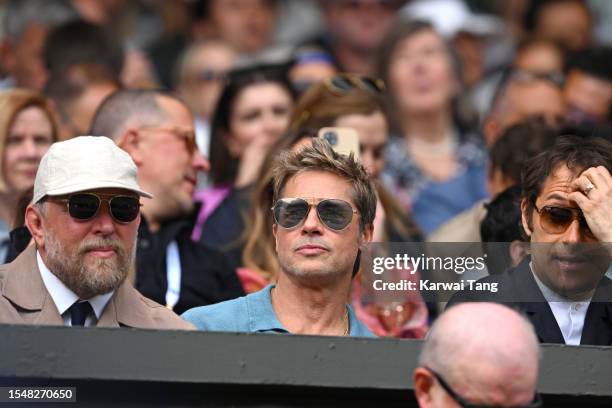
[1,246,63,325]
[513,260,565,344]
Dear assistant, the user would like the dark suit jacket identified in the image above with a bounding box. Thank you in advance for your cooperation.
[448,257,612,345]
[0,246,194,330]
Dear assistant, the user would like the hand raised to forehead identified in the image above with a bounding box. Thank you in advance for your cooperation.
[568,166,612,242]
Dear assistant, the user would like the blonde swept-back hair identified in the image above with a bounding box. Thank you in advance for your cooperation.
[272,138,377,231]
[0,89,58,192]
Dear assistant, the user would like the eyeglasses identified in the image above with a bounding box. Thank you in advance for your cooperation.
[508,68,565,88]
[52,193,141,223]
[139,126,197,155]
[337,0,405,11]
[324,74,385,95]
[534,204,594,238]
[271,197,358,231]
[189,69,228,85]
[424,367,542,408]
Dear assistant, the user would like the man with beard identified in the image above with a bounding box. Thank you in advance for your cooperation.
[90,90,244,314]
[449,135,612,345]
[183,139,374,336]
[0,136,192,328]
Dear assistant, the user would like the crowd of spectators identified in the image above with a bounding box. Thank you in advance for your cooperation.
[1,1,612,405]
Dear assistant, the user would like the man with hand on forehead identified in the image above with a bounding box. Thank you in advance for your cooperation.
[0,136,193,329]
[449,135,612,345]
[183,139,374,336]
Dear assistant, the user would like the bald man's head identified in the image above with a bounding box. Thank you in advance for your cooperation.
[414,303,540,408]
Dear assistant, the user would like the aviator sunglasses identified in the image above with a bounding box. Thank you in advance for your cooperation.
[52,193,141,223]
[534,204,594,238]
[272,198,358,231]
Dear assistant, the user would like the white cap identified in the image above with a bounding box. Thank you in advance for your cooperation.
[401,0,503,38]
[33,136,152,203]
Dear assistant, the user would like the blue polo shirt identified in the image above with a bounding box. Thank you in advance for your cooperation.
[182,284,375,337]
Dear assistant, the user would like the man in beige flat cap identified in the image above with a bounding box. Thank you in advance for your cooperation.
[0,136,193,329]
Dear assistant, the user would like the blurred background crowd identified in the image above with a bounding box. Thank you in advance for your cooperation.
[0,0,611,338]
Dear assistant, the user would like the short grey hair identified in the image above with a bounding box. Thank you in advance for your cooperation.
[89,89,183,140]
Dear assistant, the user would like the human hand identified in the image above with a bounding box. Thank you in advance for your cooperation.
[569,166,612,242]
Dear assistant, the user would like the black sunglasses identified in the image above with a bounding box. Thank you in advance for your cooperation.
[53,193,141,224]
[324,74,385,95]
[424,367,542,408]
[271,198,358,231]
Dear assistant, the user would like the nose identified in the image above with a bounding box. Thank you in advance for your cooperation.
[264,113,286,138]
[301,204,323,235]
[22,138,39,159]
[562,219,583,244]
[192,151,210,173]
[361,151,374,175]
[91,203,117,236]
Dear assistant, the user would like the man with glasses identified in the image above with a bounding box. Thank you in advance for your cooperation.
[0,136,192,328]
[449,135,612,345]
[414,302,541,408]
[90,89,244,314]
[183,139,374,336]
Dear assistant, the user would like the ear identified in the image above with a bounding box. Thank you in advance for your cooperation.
[359,223,374,247]
[413,367,435,408]
[509,240,529,267]
[117,128,143,165]
[25,205,45,251]
[520,198,532,238]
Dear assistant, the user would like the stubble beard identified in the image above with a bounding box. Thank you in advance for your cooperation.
[44,232,136,300]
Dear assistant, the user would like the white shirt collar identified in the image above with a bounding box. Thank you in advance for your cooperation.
[530,261,591,345]
[37,250,114,321]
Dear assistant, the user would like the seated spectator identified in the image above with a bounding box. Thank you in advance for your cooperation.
[526,0,592,53]
[378,19,487,235]
[449,135,612,345]
[429,118,556,242]
[0,89,57,262]
[89,89,244,314]
[0,0,75,91]
[563,47,612,126]
[175,39,236,156]
[287,74,427,337]
[482,67,565,147]
[0,136,192,329]
[44,63,118,140]
[414,302,540,408]
[471,36,566,120]
[316,0,406,76]
[182,139,375,337]
[192,65,294,259]
[481,185,528,275]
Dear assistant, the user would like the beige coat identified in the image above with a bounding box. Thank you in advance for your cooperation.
[0,246,194,330]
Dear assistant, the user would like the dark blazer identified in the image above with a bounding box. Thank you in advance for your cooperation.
[448,257,612,345]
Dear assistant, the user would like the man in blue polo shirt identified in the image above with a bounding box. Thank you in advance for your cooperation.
[183,139,375,337]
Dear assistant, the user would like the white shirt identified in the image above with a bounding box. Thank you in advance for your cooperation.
[530,262,591,345]
[37,251,114,327]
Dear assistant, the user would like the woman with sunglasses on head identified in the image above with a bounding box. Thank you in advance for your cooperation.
[0,90,57,263]
[378,19,488,236]
[191,64,295,267]
[237,76,430,338]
